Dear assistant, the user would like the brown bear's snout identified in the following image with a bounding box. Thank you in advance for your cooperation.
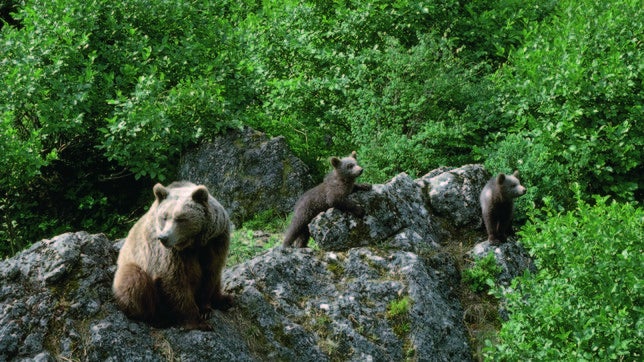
[158,234,172,248]
[157,228,178,248]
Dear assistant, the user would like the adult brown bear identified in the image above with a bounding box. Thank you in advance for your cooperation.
[113,181,232,330]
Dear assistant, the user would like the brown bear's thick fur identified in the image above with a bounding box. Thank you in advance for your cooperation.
[480,171,526,244]
[113,181,232,330]
[283,151,371,248]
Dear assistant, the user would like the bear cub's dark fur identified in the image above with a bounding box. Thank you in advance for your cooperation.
[283,151,371,248]
[480,170,526,244]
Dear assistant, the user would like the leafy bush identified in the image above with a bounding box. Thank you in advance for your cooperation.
[0,0,258,255]
[387,296,412,338]
[343,33,491,181]
[94,0,255,181]
[463,252,502,294]
[1,0,640,265]
[479,0,644,212]
[450,0,557,65]
[245,0,551,180]
[485,189,643,360]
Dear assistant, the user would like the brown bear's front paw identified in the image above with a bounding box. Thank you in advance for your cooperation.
[354,206,365,218]
[294,239,309,248]
[212,294,234,311]
[354,183,372,192]
[199,305,213,320]
[184,319,213,331]
[488,237,506,246]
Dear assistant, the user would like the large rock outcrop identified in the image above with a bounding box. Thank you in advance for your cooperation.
[178,127,314,226]
[416,164,490,228]
[225,246,471,361]
[0,164,534,361]
[309,164,490,251]
[309,173,442,252]
[0,231,472,361]
[0,232,256,361]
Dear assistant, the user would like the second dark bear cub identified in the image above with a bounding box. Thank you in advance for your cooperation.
[480,170,526,244]
[283,151,371,248]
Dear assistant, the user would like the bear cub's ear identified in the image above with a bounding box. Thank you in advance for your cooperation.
[331,157,341,169]
[350,151,357,159]
[192,186,210,205]
[153,183,169,202]
[496,173,506,184]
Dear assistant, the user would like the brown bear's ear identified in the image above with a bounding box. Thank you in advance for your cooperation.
[331,157,341,169]
[513,170,520,177]
[496,173,506,184]
[153,183,169,201]
[192,186,210,205]
[350,151,357,159]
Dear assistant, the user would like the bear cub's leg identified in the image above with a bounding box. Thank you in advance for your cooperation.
[282,214,313,248]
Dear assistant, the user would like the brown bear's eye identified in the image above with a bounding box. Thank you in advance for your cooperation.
[175,216,189,223]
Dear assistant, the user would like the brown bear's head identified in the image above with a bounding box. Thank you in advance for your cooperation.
[152,182,211,251]
[330,151,363,181]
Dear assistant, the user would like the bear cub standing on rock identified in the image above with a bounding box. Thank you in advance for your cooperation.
[283,151,371,248]
[113,181,233,331]
[480,171,526,244]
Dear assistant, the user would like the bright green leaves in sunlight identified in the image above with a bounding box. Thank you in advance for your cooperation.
[485,189,643,361]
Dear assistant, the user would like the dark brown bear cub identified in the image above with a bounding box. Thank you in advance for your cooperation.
[113,181,232,330]
[480,171,526,244]
[283,151,371,248]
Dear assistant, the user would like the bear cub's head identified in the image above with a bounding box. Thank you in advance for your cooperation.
[152,182,211,251]
[331,151,363,181]
[497,171,526,199]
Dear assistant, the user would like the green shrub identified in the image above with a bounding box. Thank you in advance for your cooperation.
[463,252,502,294]
[451,0,557,65]
[0,0,258,255]
[480,0,644,211]
[95,0,255,181]
[387,296,412,338]
[484,188,643,360]
[345,33,492,181]
[2,0,640,264]
[245,0,552,180]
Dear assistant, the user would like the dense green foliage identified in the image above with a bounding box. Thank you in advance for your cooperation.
[481,0,643,216]
[245,0,556,179]
[485,189,643,361]
[5,0,639,254]
[0,0,259,254]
